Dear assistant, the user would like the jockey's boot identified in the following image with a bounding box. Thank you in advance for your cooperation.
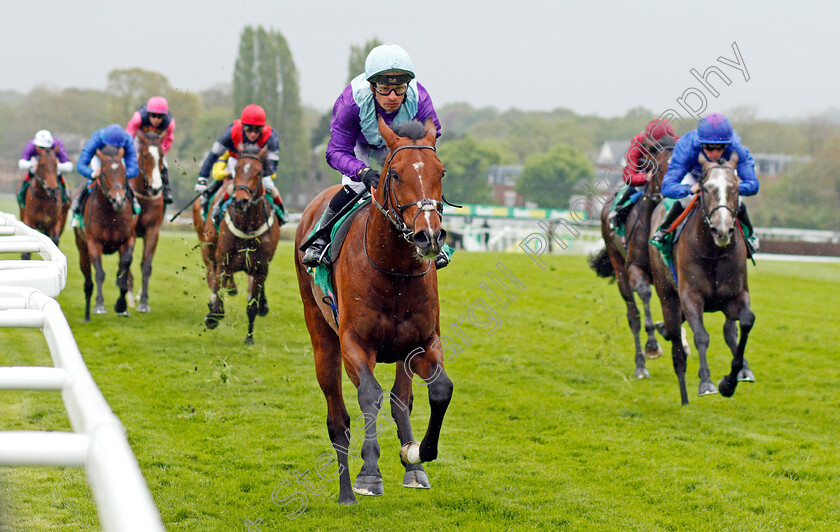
[161,166,173,204]
[302,206,339,268]
[737,203,759,254]
[608,186,633,230]
[435,247,451,269]
[71,184,91,215]
[268,188,287,223]
[650,201,684,249]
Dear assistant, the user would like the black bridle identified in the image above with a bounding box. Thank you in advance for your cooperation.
[698,164,738,228]
[231,153,266,208]
[371,144,461,244]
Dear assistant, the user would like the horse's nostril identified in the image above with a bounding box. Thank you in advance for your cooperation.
[435,229,447,247]
[414,231,431,247]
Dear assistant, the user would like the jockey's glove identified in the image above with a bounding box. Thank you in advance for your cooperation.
[359,167,380,189]
[195,177,208,194]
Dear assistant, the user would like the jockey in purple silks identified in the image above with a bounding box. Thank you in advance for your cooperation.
[126,96,176,204]
[16,130,74,207]
[301,43,449,269]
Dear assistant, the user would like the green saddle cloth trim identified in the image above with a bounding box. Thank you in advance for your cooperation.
[17,180,70,208]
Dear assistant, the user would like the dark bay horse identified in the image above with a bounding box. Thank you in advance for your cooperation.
[128,130,165,312]
[19,145,69,258]
[649,154,756,405]
[202,146,280,344]
[73,147,136,322]
[295,118,453,505]
[590,141,675,378]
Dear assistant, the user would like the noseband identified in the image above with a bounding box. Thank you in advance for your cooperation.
[372,144,460,243]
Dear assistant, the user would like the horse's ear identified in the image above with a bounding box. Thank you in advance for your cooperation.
[117,147,125,159]
[236,142,245,154]
[258,145,268,159]
[378,117,399,147]
[726,151,739,168]
[95,149,104,160]
[422,118,437,146]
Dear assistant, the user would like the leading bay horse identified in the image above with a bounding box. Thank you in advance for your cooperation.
[590,139,675,378]
[649,154,756,405]
[202,145,280,344]
[295,118,453,505]
[19,145,69,259]
[128,130,166,312]
[73,146,136,322]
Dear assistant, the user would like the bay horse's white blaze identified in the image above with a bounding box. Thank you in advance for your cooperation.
[148,145,162,189]
[705,169,735,246]
[412,161,436,241]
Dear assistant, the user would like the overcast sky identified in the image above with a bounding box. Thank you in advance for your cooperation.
[3,0,835,121]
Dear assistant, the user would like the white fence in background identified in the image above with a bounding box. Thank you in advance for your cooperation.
[0,212,163,531]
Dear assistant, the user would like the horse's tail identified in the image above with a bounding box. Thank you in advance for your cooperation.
[588,247,615,280]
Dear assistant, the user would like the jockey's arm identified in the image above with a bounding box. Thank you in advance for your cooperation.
[162,118,175,154]
[125,112,142,138]
[211,152,232,181]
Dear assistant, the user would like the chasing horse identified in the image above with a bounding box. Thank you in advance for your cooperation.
[17,132,71,258]
[200,145,281,344]
[128,130,166,312]
[649,153,756,405]
[295,118,453,505]
[590,131,676,379]
[73,146,136,322]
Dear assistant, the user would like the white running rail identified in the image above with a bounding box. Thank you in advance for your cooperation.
[0,212,164,531]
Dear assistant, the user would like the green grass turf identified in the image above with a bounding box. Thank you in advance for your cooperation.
[0,222,839,530]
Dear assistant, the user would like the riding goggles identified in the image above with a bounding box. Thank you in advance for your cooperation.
[243,124,264,134]
[373,83,409,96]
[701,143,727,151]
[149,113,165,119]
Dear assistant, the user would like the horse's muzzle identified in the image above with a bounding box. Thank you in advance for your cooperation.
[710,224,735,247]
[413,228,446,259]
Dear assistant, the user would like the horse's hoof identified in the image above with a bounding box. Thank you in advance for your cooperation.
[698,382,718,396]
[644,344,662,359]
[634,367,650,379]
[94,304,106,315]
[117,311,130,318]
[737,368,755,382]
[400,442,421,464]
[718,376,737,397]
[244,335,254,345]
[205,316,219,329]
[402,470,431,489]
[138,302,151,313]
[352,475,384,496]
[258,304,269,317]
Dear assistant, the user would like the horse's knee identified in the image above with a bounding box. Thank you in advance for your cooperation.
[428,372,453,407]
[740,309,755,329]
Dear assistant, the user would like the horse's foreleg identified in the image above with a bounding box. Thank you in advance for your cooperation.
[629,266,661,360]
[343,351,385,497]
[205,263,226,329]
[658,292,690,405]
[719,294,756,396]
[618,268,648,379]
[406,339,453,464]
[91,251,107,315]
[114,242,134,316]
[76,233,94,322]
[139,229,160,312]
[244,272,267,345]
[390,364,430,489]
[681,293,715,397]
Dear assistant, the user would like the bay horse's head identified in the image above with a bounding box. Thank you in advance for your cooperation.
[137,130,164,192]
[33,145,60,199]
[698,152,740,248]
[377,117,446,261]
[96,146,128,211]
[231,144,267,210]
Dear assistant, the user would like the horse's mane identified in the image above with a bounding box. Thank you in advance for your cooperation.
[100,145,120,157]
[391,120,427,140]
